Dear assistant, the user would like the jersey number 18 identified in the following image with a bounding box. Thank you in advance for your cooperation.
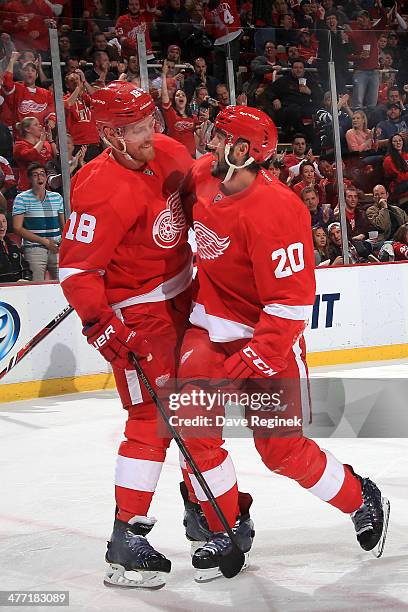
[65,212,96,244]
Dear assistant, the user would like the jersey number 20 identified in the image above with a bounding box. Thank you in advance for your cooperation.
[65,212,96,244]
[272,243,304,278]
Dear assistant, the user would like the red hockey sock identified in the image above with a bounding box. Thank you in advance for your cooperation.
[199,484,240,532]
[116,488,154,522]
[328,465,363,513]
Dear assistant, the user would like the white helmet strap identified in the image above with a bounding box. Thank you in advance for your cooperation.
[101,128,134,161]
[222,142,255,183]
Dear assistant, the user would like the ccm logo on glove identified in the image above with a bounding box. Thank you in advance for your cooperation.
[242,346,277,377]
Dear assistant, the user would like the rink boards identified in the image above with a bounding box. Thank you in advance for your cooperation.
[1,262,408,401]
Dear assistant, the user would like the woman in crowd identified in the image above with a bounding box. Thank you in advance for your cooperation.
[267,158,285,182]
[312,225,331,266]
[0,209,32,283]
[383,133,408,199]
[345,111,374,153]
[345,109,383,189]
[161,59,198,158]
[292,160,317,197]
[13,117,56,192]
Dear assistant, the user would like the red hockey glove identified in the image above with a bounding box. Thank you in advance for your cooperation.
[224,345,282,382]
[83,312,152,370]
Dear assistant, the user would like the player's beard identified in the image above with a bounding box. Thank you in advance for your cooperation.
[210,151,230,180]
[127,140,155,164]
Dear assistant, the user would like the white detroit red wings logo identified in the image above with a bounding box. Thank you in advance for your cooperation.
[174,120,194,132]
[152,191,186,249]
[19,100,48,115]
[128,23,147,41]
[194,221,230,260]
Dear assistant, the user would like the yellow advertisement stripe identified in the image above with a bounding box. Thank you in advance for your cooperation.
[1,343,408,402]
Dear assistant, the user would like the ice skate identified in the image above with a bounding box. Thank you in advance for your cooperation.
[192,493,255,582]
[104,516,171,589]
[350,470,390,558]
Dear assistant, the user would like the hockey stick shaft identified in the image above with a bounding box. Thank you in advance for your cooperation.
[130,353,244,555]
[0,305,74,382]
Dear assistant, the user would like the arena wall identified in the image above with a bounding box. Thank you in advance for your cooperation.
[1,263,408,402]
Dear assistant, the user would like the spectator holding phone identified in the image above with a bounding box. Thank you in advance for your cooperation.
[161,59,199,157]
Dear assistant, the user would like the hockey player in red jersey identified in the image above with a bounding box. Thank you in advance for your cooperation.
[178,106,390,579]
[59,81,194,589]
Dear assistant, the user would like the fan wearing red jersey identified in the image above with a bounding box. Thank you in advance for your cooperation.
[59,82,194,589]
[2,54,55,138]
[115,0,154,60]
[178,106,390,579]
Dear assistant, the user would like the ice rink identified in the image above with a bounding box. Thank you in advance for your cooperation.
[1,359,408,612]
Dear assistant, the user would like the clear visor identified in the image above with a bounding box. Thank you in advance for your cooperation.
[115,111,162,142]
[207,126,227,149]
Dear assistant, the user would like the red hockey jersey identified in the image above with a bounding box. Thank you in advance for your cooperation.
[1,0,54,52]
[2,71,55,134]
[183,154,316,371]
[115,13,153,59]
[63,93,99,145]
[205,0,242,45]
[59,134,193,325]
[161,102,198,158]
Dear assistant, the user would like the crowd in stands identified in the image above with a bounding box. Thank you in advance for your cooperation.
[1,0,408,283]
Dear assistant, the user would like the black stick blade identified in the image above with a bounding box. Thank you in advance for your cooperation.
[219,547,246,579]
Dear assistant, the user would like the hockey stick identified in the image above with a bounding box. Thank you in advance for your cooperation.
[0,305,74,382]
[129,352,246,579]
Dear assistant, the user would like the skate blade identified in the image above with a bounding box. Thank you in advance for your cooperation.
[371,497,391,559]
[194,552,250,583]
[104,563,167,589]
[190,540,207,557]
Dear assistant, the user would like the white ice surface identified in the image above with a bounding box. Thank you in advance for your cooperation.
[1,360,408,612]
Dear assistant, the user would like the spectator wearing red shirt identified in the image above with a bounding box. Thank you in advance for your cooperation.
[13,116,55,191]
[161,60,198,158]
[389,225,408,261]
[0,156,16,195]
[342,186,372,240]
[283,133,320,177]
[2,52,55,137]
[115,0,154,60]
[318,158,353,207]
[292,160,316,195]
[64,70,101,161]
[383,133,408,199]
[297,29,318,65]
[205,0,242,83]
[1,0,55,53]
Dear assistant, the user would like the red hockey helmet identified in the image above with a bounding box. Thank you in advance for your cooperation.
[91,81,156,129]
[214,106,278,164]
